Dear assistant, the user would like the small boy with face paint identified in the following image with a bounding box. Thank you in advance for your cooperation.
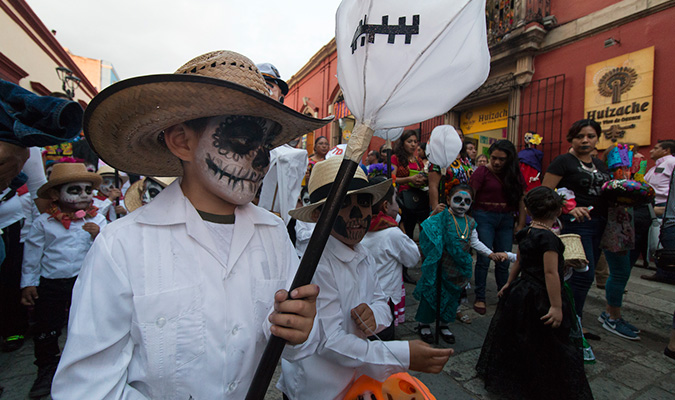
[413,184,515,344]
[93,165,128,221]
[279,156,453,400]
[361,175,421,340]
[20,163,106,398]
[51,51,328,399]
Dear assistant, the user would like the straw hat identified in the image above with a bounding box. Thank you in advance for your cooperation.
[97,165,129,185]
[559,234,587,261]
[124,177,177,212]
[289,156,392,223]
[37,163,102,199]
[84,50,333,177]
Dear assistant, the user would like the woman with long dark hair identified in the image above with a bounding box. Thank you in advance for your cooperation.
[543,119,611,338]
[469,140,525,314]
[392,130,429,240]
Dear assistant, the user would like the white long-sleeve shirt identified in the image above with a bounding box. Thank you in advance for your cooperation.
[361,227,420,304]
[469,230,517,262]
[21,212,106,287]
[259,144,308,225]
[52,181,316,400]
[278,236,410,400]
[294,220,315,258]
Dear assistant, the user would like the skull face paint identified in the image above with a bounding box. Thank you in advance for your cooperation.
[142,179,164,205]
[195,115,280,206]
[58,181,94,212]
[449,191,472,217]
[331,193,373,247]
[99,176,116,196]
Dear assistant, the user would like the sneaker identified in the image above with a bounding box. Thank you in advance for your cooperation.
[1,335,25,352]
[602,318,640,341]
[29,363,57,398]
[598,312,640,333]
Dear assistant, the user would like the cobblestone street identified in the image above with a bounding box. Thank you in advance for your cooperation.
[1,263,673,399]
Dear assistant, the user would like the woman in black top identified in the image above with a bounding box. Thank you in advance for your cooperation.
[542,119,611,322]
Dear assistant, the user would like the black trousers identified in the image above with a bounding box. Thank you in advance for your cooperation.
[33,276,77,367]
[0,220,28,339]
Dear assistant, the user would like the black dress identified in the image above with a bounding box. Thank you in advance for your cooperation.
[476,228,593,400]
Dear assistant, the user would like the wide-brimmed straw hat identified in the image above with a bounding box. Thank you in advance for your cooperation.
[97,165,129,185]
[124,176,177,212]
[289,156,392,223]
[37,163,102,199]
[84,50,332,177]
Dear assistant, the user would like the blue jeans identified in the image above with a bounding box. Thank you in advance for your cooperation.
[0,80,83,147]
[473,209,514,302]
[604,250,632,308]
[661,224,675,249]
[560,214,606,317]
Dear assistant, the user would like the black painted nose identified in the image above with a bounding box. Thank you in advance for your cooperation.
[349,205,363,219]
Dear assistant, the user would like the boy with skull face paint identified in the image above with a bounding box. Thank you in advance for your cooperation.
[413,184,515,344]
[20,163,106,398]
[93,165,128,221]
[279,156,453,400]
[51,51,330,399]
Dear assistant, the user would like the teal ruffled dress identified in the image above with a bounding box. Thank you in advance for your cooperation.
[413,210,476,324]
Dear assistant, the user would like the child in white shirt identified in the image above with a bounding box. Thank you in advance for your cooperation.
[279,156,452,400]
[361,175,421,340]
[20,163,106,398]
[51,50,326,399]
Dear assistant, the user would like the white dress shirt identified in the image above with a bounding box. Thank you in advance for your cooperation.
[361,227,421,304]
[52,181,315,400]
[259,144,308,224]
[21,212,107,288]
[278,236,410,400]
[294,220,315,258]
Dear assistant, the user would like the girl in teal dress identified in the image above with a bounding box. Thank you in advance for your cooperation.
[413,184,512,343]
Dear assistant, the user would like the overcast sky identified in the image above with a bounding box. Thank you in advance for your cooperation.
[27,0,343,81]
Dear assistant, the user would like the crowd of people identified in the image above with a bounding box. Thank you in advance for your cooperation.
[0,48,674,400]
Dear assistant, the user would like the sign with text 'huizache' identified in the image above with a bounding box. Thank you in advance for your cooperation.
[584,46,654,149]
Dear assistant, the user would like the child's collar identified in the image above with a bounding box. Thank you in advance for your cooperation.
[47,203,98,229]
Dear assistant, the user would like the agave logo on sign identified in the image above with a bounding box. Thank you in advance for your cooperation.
[584,46,654,149]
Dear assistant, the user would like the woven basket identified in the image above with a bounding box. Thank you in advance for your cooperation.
[559,234,586,261]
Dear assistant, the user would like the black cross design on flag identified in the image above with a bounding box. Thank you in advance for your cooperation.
[351,14,420,54]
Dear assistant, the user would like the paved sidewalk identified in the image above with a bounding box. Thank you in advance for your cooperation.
[399,263,675,400]
[1,264,673,399]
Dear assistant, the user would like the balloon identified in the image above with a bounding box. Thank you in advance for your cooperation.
[373,127,404,141]
[427,125,462,170]
[336,0,490,131]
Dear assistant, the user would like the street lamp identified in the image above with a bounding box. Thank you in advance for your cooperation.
[55,66,81,99]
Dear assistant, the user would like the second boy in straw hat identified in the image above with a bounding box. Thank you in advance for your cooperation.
[278,156,453,400]
[52,50,332,399]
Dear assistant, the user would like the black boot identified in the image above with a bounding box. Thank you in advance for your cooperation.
[29,363,57,398]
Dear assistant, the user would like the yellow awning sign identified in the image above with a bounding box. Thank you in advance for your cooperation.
[460,101,509,135]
